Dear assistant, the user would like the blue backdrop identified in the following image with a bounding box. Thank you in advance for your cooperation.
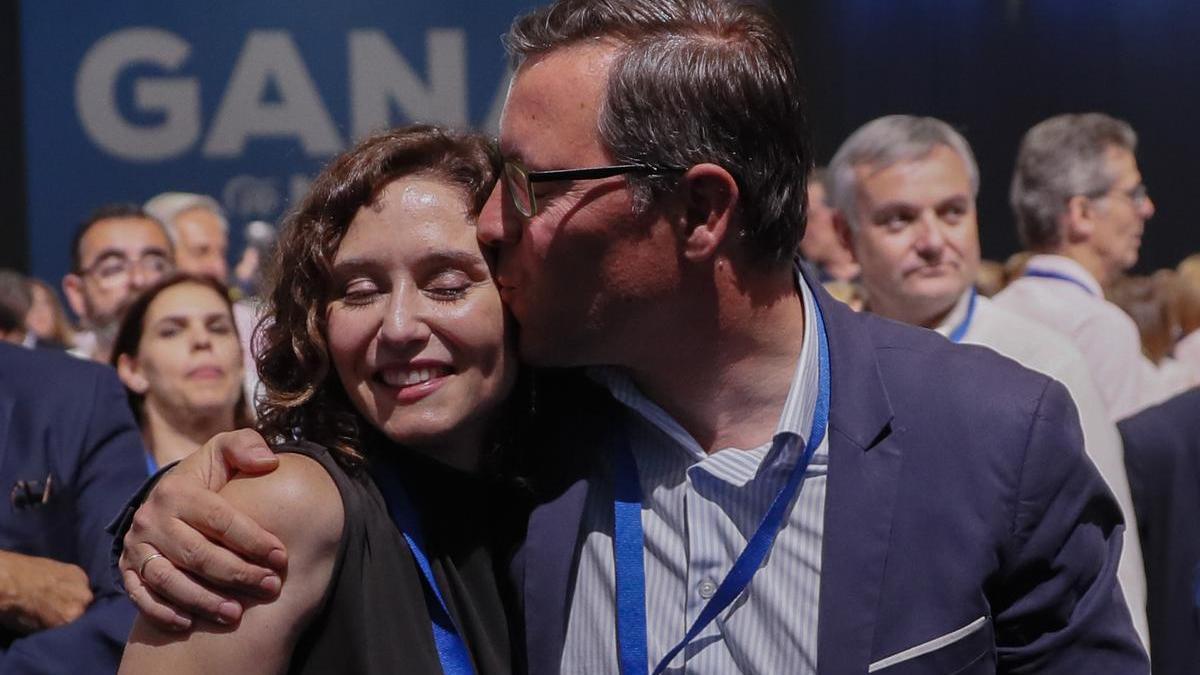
[21,0,536,285]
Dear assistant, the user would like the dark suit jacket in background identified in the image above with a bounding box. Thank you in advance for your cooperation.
[1119,387,1200,675]
[0,343,145,674]
[515,272,1148,674]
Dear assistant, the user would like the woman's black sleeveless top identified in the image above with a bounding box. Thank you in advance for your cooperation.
[279,441,522,674]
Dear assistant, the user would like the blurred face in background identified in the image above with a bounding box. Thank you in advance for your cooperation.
[801,181,853,269]
[63,217,174,333]
[172,207,229,282]
[1085,146,1154,278]
[118,281,243,421]
[25,282,59,341]
[842,144,980,327]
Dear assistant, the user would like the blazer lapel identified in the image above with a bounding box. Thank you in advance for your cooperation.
[518,373,626,675]
[809,275,903,674]
[522,474,590,675]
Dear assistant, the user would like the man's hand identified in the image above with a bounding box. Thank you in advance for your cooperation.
[0,551,93,633]
[118,429,289,631]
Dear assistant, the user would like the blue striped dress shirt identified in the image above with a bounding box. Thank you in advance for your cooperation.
[560,267,826,674]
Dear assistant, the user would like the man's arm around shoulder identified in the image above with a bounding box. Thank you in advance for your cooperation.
[121,453,343,675]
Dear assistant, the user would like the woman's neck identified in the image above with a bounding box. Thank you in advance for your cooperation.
[142,401,236,467]
[406,431,487,474]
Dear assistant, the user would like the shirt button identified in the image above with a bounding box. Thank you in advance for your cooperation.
[698,579,717,599]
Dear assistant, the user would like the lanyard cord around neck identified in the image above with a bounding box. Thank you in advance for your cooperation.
[947,288,978,344]
[611,297,831,675]
[371,462,476,675]
[1022,268,1097,296]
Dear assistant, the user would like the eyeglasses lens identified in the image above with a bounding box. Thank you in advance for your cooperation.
[504,162,534,217]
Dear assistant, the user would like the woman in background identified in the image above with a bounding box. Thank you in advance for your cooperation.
[110,273,248,473]
[25,277,76,349]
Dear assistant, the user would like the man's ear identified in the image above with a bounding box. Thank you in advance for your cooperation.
[116,354,149,394]
[833,212,860,263]
[62,274,87,320]
[1064,195,1095,242]
[678,163,739,262]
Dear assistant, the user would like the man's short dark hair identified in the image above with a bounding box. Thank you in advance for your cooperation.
[505,0,812,269]
[0,269,32,334]
[69,203,166,273]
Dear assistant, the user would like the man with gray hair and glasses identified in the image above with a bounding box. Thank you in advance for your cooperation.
[829,114,1148,646]
[143,193,229,283]
[994,113,1200,422]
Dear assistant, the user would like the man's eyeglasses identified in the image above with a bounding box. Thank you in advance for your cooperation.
[1089,183,1150,209]
[79,252,174,288]
[503,159,685,218]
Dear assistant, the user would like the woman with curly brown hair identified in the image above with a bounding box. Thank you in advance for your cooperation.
[120,125,526,674]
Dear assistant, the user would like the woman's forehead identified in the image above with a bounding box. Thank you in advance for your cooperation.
[338,179,480,260]
[147,283,229,318]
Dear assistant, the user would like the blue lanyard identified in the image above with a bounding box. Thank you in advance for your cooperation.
[947,288,978,344]
[371,462,476,675]
[612,299,831,675]
[145,453,158,476]
[1022,268,1096,296]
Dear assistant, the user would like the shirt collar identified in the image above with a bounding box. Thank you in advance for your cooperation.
[1024,254,1104,297]
[933,288,976,339]
[588,261,821,465]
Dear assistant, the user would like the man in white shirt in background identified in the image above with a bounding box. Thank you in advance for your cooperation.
[994,113,1200,421]
[828,114,1150,646]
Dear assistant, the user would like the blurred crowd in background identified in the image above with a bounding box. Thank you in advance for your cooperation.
[2,105,1200,673]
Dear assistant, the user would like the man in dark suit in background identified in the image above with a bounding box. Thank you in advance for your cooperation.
[112,0,1147,672]
[1119,387,1200,675]
[0,342,145,673]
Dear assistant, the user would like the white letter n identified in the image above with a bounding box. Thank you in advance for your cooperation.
[349,29,467,140]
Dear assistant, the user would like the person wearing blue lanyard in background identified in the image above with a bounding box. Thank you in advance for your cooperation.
[109,273,249,476]
[827,114,1149,647]
[114,1,1147,673]
[994,113,1200,422]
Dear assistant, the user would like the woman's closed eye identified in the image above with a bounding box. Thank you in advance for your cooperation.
[424,269,474,301]
[206,316,234,335]
[341,278,382,305]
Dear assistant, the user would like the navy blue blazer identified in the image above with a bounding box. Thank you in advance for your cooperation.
[1119,387,1200,675]
[0,343,144,674]
[514,275,1148,674]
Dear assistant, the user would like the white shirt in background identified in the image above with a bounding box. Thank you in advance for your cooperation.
[232,299,264,417]
[993,254,1200,422]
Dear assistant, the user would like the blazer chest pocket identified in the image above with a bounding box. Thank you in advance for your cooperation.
[1,476,73,559]
[868,616,994,675]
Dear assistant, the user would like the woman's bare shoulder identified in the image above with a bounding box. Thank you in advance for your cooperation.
[220,453,344,556]
[120,454,346,675]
